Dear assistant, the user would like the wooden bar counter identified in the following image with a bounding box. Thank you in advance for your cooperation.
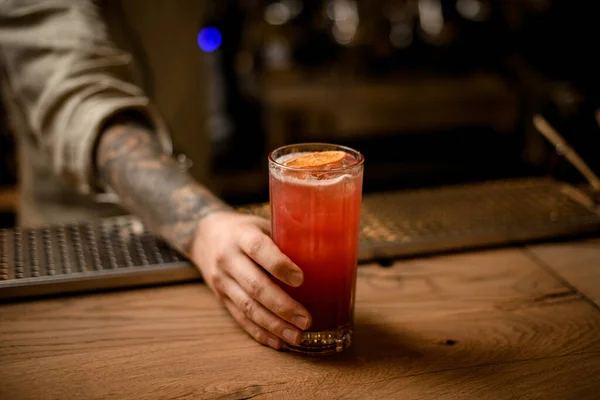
[1,237,599,399]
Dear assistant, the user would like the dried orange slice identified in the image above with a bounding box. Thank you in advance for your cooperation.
[283,151,346,169]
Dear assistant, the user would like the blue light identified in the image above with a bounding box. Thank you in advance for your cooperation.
[197,27,222,52]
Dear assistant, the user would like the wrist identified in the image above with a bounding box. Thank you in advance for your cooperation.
[190,206,238,258]
[194,204,237,232]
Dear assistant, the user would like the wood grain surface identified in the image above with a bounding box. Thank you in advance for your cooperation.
[1,243,600,400]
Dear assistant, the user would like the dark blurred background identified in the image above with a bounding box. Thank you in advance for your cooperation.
[1,0,600,228]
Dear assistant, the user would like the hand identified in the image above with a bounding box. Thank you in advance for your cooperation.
[190,211,312,349]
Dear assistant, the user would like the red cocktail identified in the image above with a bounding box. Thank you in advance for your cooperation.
[269,143,364,354]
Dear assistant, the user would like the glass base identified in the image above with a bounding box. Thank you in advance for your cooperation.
[283,326,352,355]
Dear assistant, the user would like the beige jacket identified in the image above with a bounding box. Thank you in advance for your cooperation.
[0,0,210,227]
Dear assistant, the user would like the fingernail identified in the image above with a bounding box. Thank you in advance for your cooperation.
[287,270,303,287]
[292,315,309,330]
[283,328,299,344]
[267,337,280,349]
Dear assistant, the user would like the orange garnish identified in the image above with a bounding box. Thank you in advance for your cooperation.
[283,151,346,169]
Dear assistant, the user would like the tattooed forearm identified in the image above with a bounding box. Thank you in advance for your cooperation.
[96,122,232,255]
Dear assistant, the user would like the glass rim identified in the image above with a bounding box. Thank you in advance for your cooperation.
[268,142,364,173]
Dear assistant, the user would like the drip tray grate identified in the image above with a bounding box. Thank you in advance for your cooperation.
[2,178,599,300]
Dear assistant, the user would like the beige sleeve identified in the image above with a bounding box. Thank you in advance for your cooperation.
[0,0,172,196]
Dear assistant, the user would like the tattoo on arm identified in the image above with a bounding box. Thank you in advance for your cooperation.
[96,122,232,255]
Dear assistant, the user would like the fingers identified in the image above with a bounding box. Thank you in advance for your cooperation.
[222,275,305,346]
[226,254,311,331]
[223,298,282,350]
[239,229,304,287]
[196,215,313,350]
[251,216,271,234]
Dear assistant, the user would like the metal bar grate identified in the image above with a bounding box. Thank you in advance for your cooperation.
[1,178,599,301]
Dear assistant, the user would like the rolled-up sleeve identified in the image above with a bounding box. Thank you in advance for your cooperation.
[0,0,171,195]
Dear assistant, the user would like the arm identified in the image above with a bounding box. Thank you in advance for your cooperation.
[96,117,230,255]
[1,0,310,350]
[97,118,312,349]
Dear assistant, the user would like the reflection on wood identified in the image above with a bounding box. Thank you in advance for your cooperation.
[526,238,600,309]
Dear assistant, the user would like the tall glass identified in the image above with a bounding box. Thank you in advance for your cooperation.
[268,143,364,354]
